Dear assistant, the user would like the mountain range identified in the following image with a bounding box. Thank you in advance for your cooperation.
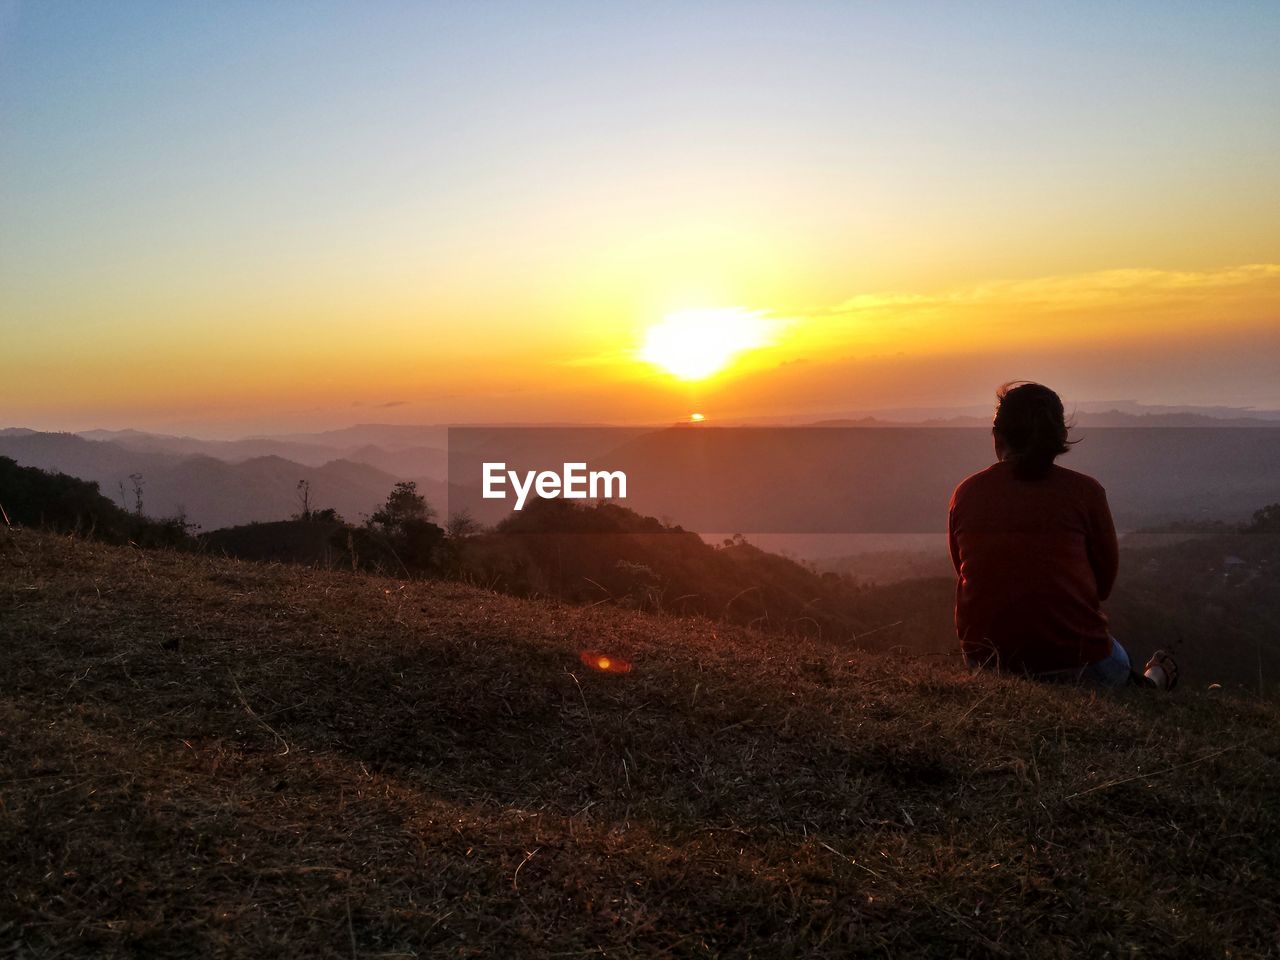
[3,403,1279,536]
[0,431,445,531]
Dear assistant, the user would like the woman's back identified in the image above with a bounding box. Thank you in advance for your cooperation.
[948,457,1118,673]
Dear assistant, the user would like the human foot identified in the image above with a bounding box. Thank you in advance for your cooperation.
[1143,650,1179,691]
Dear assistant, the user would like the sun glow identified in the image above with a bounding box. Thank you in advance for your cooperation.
[639,308,776,380]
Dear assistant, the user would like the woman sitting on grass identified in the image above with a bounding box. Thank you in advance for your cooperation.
[947,382,1177,689]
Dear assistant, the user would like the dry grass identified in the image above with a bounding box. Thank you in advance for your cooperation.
[1,528,1278,958]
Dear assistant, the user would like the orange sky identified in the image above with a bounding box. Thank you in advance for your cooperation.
[2,4,1278,435]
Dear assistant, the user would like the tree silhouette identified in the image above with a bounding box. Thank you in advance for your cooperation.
[128,473,144,516]
[1245,503,1280,534]
[296,479,312,520]
[446,508,481,539]
[368,481,443,571]
[369,481,435,531]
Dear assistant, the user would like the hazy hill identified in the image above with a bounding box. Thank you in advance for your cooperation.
[263,422,451,449]
[577,425,1280,533]
[444,423,1280,535]
[1074,410,1280,427]
[2,529,1276,957]
[813,410,1280,428]
[75,428,449,478]
[338,442,447,477]
[76,428,361,467]
[10,416,1280,560]
[729,401,1280,427]
[263,422,634,448]
[0,432,444,531]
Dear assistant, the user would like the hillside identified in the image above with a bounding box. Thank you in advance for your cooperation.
[812,529,1280,694]
[2,530,1278,958]
[200,498,1280,693]
[0,456,189,547]
[200,518,354,567]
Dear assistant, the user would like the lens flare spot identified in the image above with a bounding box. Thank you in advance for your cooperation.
[580,650,632,673]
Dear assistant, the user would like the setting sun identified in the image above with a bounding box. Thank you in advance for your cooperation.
[639,308,776,381]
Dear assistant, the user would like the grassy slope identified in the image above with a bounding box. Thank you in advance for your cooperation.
[1,530,1278,959]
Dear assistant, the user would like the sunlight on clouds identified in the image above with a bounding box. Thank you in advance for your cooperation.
[829,264,1280,315]
[809,264,1280,354]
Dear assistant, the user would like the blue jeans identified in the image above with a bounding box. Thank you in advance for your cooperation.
[965,637,1132,687]
[1079,638,1132,688]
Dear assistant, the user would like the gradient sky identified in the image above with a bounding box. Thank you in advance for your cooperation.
[2,1,1278,435]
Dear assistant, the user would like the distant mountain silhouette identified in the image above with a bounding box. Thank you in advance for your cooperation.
[723,401,1280,427]
[10,412,1280,539]
[261,423,451,449]
[0,432,445,530]
[74,428,448,477]
[808,410,1280,428]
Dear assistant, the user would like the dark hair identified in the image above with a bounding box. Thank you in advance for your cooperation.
[992,382,1074,480]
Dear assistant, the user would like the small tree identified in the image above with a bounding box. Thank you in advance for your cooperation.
[446,508,482,539]
[369,481,435,530]
[368,482,443,572]
[296,479,312,521]
[128,473,144,516]
[1244,503,1280,534]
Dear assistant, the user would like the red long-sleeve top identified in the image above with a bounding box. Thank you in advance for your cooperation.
[947,459,1119,673]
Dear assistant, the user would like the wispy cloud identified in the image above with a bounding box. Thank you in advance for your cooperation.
[809,264,1280,353]
[827,264,1280,318]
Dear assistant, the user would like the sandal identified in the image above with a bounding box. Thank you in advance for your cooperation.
[1143,650,1179,691]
